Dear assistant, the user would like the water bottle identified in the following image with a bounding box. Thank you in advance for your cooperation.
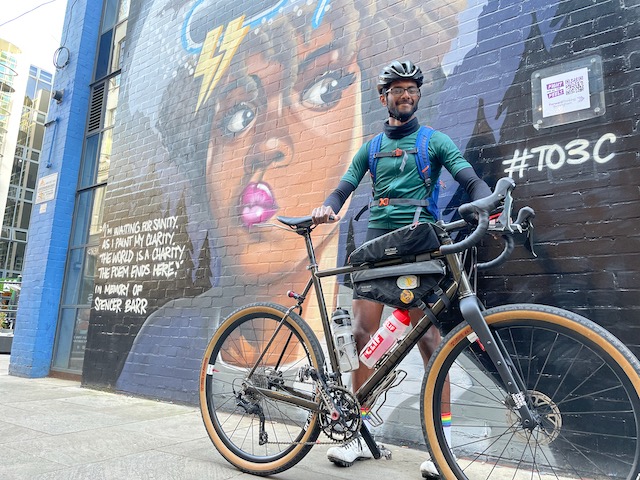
[359,309,411,369]
[331,308,359,372]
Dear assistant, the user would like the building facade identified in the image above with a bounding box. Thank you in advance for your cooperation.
[9,0,640,448]
[0,64,53,279]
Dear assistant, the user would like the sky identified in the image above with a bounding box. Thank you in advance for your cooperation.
[0,0,68,73]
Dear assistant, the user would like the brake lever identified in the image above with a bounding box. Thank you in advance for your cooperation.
[510,207,537,258]
[492,189,515,233]
[525,223,537,258]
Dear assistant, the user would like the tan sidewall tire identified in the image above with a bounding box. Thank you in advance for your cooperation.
[199,303,323,475]
[422,304,640,480]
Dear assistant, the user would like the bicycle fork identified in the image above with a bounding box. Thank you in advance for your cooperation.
[458,295,538,430]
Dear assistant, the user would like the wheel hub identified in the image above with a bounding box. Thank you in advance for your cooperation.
[506,390,562,445]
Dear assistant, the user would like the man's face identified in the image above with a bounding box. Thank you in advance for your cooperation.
[380,79,421,123]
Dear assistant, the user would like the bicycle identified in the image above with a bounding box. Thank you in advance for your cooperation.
[199,177,640,479]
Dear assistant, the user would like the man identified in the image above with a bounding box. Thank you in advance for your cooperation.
[311,60,491,479]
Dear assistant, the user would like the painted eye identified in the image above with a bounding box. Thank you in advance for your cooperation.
[301,71,355,110]
[222,103,256,135]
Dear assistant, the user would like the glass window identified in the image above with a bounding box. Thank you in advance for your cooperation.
[70,186,106,247]
[61,249,84,305]
[97,129,111,183]
[80,134,100,187]
[111,22,127,72]
[104,76,120,128]
[79,247,97,305]
[68,308,91,370]
[52,308,76,369]
[95,29,114,80]
[4,198,15,226]
[53,0,129,375]
[0,242,8,268]
[25,76,36,103]
[88,187,106,244]
[18,202,32,230]
[70,190,94,246]
[38,90,51,112]
[26,160,38,190]
[12,242,25,271]
[32,124,44,151]
[102,0,118,32]
[118,0,130,21]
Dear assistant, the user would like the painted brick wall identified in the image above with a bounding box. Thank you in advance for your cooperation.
[81,0,639,448]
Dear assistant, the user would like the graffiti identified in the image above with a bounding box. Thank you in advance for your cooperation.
[502,133,617,179]
[81,0,640,445]
[93,216,185,315]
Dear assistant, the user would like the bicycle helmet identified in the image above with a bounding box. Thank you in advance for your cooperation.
[377,60,424,94]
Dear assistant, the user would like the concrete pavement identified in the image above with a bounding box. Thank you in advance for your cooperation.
[0,353,431,479]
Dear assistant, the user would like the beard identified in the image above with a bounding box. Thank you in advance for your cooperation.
[387,100,419,122]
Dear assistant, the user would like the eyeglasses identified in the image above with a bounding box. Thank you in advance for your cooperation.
[386,86,420,96]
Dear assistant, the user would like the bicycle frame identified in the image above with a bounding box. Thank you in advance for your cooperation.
[244,223,537,452]
[244,177,543,454]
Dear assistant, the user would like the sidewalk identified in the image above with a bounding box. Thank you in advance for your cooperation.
[0,353,429,479]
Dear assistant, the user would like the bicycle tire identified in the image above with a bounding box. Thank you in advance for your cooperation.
[421,303,640,479]
[199,302,324,476]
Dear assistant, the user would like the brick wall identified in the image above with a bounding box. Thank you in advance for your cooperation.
[82,0,639,447]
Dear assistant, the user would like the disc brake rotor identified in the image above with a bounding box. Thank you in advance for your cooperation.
[506,390,562,445]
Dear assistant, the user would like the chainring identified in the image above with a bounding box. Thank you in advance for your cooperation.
[319,385,362,441]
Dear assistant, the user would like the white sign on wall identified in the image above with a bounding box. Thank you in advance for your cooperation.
[541,67,590,118]
[35,173,58,204]
[531,56,605,129]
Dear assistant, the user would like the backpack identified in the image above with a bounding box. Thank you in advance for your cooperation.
[363,126,441,223]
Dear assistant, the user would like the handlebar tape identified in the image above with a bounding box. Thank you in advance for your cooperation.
[439,177,516,255]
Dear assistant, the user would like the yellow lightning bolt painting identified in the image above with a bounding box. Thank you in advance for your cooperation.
[194,15,249,112]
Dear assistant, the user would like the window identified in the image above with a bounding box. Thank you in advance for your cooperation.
[52,0,129,374]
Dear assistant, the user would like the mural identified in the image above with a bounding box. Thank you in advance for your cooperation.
[84,0,640,446]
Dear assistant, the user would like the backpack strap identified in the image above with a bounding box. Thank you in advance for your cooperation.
[361,127,440,222]
[415,126,440,221]
[415,126,434,186]
[367,133,385,180]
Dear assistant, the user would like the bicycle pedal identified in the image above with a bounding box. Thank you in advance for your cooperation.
[377,445,392,460]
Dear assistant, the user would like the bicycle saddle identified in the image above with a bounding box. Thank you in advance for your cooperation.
[277,216,314,229]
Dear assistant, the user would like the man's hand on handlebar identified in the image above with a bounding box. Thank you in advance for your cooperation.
[311,206,340,225]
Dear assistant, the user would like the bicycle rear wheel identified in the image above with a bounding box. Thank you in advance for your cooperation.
[422,303,640,479]
[199,303,324,476]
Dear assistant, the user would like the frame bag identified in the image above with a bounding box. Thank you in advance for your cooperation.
[347,222,441,266]
[351,260,446,308]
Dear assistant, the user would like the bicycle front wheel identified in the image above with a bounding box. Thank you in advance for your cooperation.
[422,303,640,479]
[199,303,324,476]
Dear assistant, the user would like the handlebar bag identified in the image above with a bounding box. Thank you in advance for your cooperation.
[351,260,446,308]
[347,222,442,266]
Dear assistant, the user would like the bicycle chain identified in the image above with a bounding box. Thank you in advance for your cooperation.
[264,439,342,446]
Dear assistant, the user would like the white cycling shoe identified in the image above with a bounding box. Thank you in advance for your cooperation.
[420,459,440,479]
[326,436,382,467]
